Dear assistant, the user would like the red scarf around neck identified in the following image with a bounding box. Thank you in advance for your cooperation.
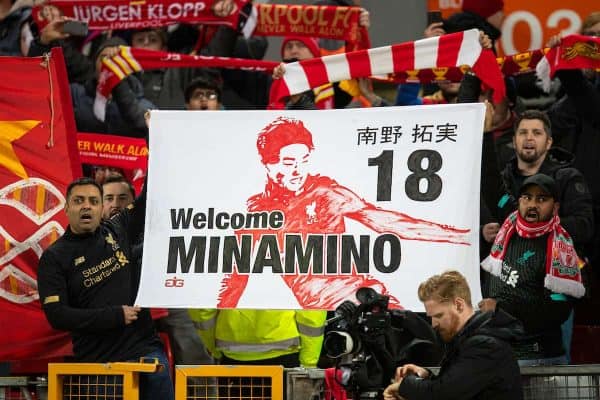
[481,211,585,298]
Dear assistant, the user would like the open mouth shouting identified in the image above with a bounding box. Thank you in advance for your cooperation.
[80,211,94,224]
[524,207,540,222]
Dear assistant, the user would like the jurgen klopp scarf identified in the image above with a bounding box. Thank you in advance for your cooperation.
[33,0,250,31]
[536,34,600,92]
[481,211,585,298]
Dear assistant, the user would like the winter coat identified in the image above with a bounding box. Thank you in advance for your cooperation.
[71,75,154,137]
[0,0,31,55]
[398,310,524,400]
[498,147,594,250]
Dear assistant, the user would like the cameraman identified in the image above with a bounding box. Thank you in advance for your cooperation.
[383,271,523,400]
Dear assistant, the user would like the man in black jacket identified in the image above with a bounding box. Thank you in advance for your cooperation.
[481,110,593,361]
[37,177,174,400]
[383,270,523,400]
[480,174,586,366]
[483,109,594,251]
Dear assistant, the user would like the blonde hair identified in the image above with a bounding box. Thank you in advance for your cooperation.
[418,270,472,307]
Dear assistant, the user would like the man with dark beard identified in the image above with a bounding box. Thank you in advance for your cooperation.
[482,110,593,251]
[480,110,593,362]
[102,176,135,220]
[479,174,585,366]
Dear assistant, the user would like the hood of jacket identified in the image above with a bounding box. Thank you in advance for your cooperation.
[541,147,575,171]
[456,309,524,344]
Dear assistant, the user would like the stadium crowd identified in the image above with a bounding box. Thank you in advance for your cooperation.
[1,0,600,398]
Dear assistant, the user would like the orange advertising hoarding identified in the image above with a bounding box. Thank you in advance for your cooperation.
[427,0,597,55]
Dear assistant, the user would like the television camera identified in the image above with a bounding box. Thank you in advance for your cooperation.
[323,287,441,399]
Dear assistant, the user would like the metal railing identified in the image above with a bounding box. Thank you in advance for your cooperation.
[0,377,34,400]
[284,365,600,400]
[38,362,600,399]
[520,365,600,400]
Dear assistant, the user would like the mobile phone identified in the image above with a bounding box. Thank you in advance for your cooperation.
[62,20,88,36]
[427,11,443,26]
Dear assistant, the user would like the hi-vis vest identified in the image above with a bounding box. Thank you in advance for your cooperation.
[188,309,326,367]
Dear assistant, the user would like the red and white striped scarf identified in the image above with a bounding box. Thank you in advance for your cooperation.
[481,211,585,298]
[94,46,279,121]
[94,29,504,119]
[536,34,600,92]
[269,29,505,108]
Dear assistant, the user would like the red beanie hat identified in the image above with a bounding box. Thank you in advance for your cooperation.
[281,36,321,59]
[462,0,504,19]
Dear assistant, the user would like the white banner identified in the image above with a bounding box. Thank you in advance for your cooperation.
[136,104,484,311]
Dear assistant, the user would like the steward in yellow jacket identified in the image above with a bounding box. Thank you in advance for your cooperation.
[188,309,326,367]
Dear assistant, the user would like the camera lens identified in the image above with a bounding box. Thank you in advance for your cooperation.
[323,331,355,358]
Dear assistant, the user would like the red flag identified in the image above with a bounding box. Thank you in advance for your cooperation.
[0,48,81,360]
[536,34,600,92]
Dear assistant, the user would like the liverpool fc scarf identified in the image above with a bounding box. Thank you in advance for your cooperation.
[94,46,279,120]
[33,0,250,31]
[268,29,505,108]
[536,34,600,92]
[33,1,367,49]
[481,211,585,298]
[380,48,547,85]
[94,29,503,119]
[246,3,370,51]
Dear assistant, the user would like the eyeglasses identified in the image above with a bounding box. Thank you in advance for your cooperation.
[191,90,218,101]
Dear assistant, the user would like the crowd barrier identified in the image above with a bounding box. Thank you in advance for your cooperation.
[46,360,162,400]
[520,365,600,400]
[7,363,598,399]
[175,365,283,400]
[0,376,36,400]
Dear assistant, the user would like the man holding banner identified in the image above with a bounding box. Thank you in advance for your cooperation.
[37,177,174,400]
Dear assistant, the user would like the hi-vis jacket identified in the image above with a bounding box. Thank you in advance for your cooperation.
[188,309,326,367]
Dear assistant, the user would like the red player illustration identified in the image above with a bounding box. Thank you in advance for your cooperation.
[218,117,471,309]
